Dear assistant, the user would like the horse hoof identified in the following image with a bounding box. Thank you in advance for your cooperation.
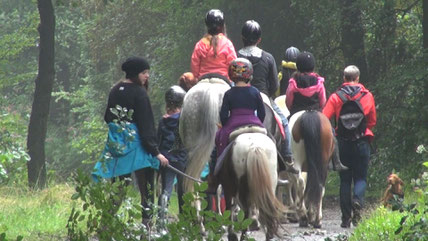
[288,214,299,223]
[299,219,308,227]
[248,219,260,231]
[280,216,289,224]
[313,223,322,229]
[227,233,238,241]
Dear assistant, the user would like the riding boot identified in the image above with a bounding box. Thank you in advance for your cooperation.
[332,137,348,172]
[206,148,219,200]
[284,156,299,174]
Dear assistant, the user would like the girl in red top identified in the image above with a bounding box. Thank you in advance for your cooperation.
[191,9,237,80]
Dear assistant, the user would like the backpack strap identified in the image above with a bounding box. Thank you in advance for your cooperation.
[336,90,348,103]
[336,90,366,111]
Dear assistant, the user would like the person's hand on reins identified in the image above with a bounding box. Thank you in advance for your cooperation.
[156,153,169,167]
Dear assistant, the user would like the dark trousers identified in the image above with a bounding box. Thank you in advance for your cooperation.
[116,168,155,220]
[338,137,370,220]
[158,161,186,213]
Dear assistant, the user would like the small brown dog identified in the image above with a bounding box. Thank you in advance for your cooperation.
[381,173,404,207]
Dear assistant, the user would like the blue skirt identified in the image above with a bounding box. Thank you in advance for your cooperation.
[92,123,159,181]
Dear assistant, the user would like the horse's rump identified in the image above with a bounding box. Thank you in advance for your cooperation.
[232,133,286,237]
[180,79,230,192]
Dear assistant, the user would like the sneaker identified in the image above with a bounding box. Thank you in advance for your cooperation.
[352,201,362,226]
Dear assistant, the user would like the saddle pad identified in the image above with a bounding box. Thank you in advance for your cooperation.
[229,125,267,142]
[199,77,230,86]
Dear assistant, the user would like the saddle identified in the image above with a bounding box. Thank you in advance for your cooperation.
[198,73,231,86]
[214,125,267,176]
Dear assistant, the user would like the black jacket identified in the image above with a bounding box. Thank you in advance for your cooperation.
[104,82,159,156]
[238,46,279,98]
[157,112,187,164]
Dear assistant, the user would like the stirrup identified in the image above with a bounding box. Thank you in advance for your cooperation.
[285,161,299,174]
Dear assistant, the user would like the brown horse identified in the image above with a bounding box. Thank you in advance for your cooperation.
[289,110,334,228]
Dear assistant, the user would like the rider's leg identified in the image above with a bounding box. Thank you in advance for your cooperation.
[271,101,299,174]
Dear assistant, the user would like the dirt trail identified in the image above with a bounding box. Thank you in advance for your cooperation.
[247,197,357,241]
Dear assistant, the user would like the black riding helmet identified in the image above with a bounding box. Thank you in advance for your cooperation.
[205,9,224,35]
[242,20,261,45]
[296,51,315,73]
[165,85,186,109]
[284,46,300,62]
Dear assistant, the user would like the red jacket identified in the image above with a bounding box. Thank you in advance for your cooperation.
[191,33,237,80]
[323,82,376,142]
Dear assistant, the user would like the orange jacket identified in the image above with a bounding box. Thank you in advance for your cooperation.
[191,33,236,79]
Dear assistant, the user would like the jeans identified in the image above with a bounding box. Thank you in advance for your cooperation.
[338,137,370,220]
[271,100,292,158]
[158,160,186,214]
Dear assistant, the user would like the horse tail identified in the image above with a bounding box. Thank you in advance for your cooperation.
[300,111,326,206]
[247,145,286,237]
[181,82,229,192]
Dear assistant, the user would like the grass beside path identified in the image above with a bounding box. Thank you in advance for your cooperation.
[0,183,180,241]
[0,184,75,241]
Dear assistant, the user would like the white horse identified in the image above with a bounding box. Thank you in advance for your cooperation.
[216,130,286,240]
[273,95,301,223]
[179,77,230,193]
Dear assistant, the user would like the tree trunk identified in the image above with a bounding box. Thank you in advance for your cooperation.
[27,0,55,189]
[340,0,369,83]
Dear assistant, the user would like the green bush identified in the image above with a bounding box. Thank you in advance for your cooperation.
[351,145,428,241]
[67,170,255,241]
[0,111,29,185]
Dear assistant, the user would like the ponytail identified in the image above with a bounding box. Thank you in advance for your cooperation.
[211,34,219,57]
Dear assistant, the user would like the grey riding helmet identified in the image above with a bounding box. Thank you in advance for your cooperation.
[284,46,300,62]
[165,85,186,108]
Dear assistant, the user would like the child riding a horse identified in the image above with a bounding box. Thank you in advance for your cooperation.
[278,46,300,96]
[286,52,347,171]
[215,58,265,158]
[237,20,298,174]
[191,9,237,81]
